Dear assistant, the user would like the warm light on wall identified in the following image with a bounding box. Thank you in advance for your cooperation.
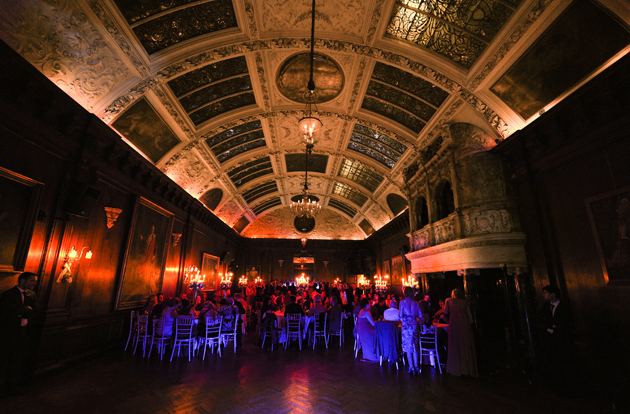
[56,246,93,284]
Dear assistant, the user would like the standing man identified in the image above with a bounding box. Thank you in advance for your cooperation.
[0,272,39,396]
[540,285,573,395]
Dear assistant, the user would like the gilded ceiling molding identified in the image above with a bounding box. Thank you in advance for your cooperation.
[254,52,271,110]
[152,37,509,137]
[243,0,259,39]
[3,0,131,111]
[417,100,464,149]
[152,87,195,140]
[87,0,149,76]
[102,76,160,121]
[366,0,387,45]
[468,0,555,90]
[347,57,368,112]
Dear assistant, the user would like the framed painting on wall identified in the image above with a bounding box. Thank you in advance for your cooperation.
[246,265,261,281]
[586,187,630,285]
[0,166,43,272]
[201,253,220,290]
[382,260,390,279]
[116,197,173,309]
[391,255,405,287]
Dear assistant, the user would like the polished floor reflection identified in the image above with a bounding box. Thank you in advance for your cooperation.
[2,332,614,414]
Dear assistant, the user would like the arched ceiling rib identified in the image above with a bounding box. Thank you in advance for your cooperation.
[1,0,629,239]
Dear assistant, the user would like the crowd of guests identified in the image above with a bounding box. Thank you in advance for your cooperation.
[137,280,477,378]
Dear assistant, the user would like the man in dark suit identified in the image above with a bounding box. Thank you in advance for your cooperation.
[284,295,304,317]
[540,285,574,395]
[0,272,39,396]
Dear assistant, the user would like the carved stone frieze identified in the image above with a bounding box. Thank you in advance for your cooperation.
[2,0,131,112]
[102,77,160,121]
[463,210,511,236]
[412,227,431,250]
[434,216,456,245]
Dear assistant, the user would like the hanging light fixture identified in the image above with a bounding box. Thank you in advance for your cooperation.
[290,0,322,219]
[297,0,323,146]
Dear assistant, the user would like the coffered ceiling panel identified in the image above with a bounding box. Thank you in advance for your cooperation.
[113,0,238,54]
[337,159,384,193]
[386,0,521,68]
[3,0,628,239]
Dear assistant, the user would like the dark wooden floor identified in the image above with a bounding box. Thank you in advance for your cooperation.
[2,331,615,414]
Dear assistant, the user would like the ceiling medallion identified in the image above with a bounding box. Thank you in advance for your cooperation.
[277,53,344,104]
[290,0,323,221]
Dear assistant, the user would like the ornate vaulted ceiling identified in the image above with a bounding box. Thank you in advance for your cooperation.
[1,0,629,240]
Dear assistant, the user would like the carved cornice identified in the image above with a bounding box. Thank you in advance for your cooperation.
[468,0,555,90]
[147,38,509,137]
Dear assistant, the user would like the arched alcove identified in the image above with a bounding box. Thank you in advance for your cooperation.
[386,193,408,216]
[200,188,223,210]
[415,196,429,229]
[435,180,455,221]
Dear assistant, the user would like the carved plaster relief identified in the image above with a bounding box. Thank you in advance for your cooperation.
[367,203,390,230]
[217,199,243,226]
[285,176,328,195]
[163,151,213,197]
[412,228,431,250]
[260,0,368,39]
[434,217,456,245]
[274,113,341,151]
[463,210,511,236]
[241,207,364,239]
[1,0,131,111]
[457,155,504,205]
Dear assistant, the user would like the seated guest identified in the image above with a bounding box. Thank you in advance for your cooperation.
[355,298,377,362]
[285,295,305,316]
[151,296,168,320]
[308,294,326,316]
[218,298,239,333]
[194,293,205,311]
[433,298,447,323]
[383,300,400,322]
[419,300,432,329]
[141,294,158,315]
[371,296,388,320]
[328,296,343,332]
[158,298,180,337]
[177,299,195,317]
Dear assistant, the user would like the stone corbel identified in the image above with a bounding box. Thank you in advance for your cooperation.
[104,207,122,229]
[457,269,480,277]
[506,267,527,276]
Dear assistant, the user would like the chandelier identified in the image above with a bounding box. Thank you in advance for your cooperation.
[295,273,310,289]
[220,272,233,289]
[357,274,370,289]
[290,0,322,219]
[402,274,419,289]
[374,274,388,293]
[238,275,248,288]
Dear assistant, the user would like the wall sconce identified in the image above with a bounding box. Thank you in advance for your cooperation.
[171,233,182,247]
[278,259,284,267]
[301,238,307,248]
[323,261,329,268]
[56,246,93,283]
[104,207,122,229]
